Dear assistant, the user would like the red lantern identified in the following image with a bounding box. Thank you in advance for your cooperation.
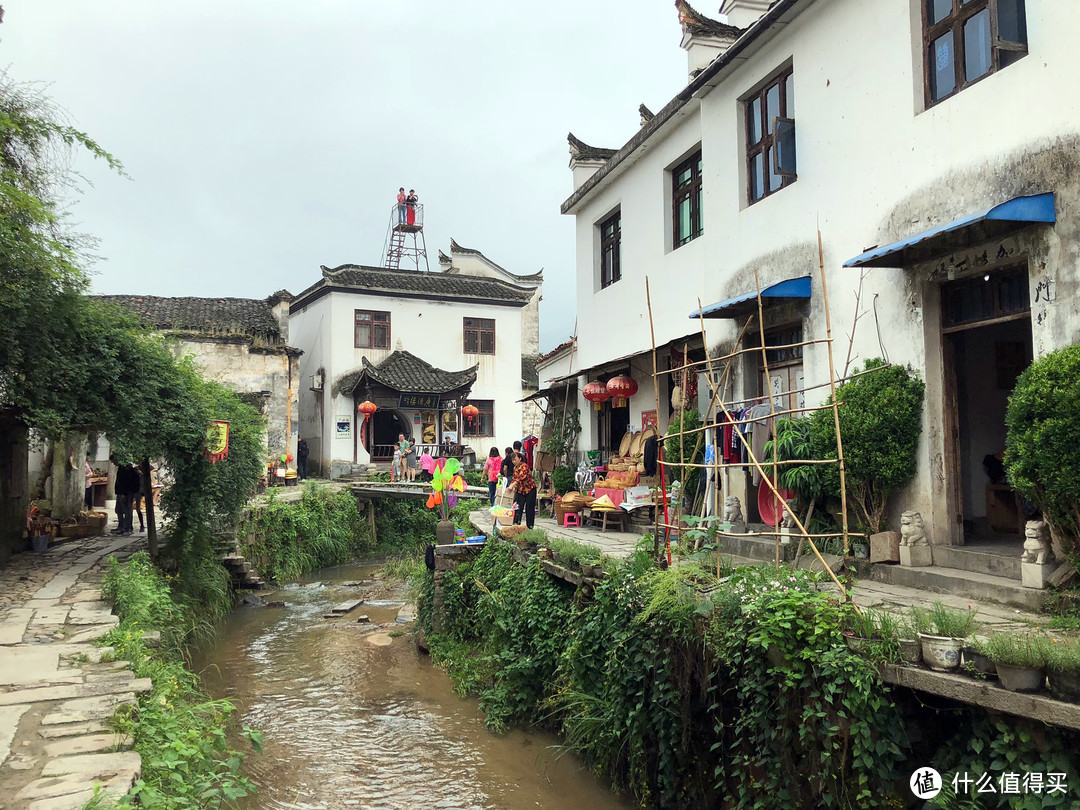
[605,375,638,408]
[583,380,611,411]
[357,401,377,418]
[462,404,479,422]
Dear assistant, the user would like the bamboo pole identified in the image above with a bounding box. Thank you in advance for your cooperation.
[558,322,578,468]
[646,277,662,558]
[661,338,833,373]
[657,457,840,470]
[818,227,851,559]
[752,269,782,574]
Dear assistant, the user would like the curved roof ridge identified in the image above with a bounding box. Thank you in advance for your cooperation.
[676,0,742,38]
[568,132,617,162]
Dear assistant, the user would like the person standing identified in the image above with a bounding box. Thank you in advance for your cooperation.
[406,438,419,482]
[84,454,94,510]
[499,446,515,482]
[297,438,309,480]
[131,467,146,533]
[397,433,411,481]
[111,458,138,535]
[406,189,418,226]
[483,446,501,506]
[509,453,537,529]
[396,187,407,224]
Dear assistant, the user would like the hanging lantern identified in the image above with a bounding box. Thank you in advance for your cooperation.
[357,401,377,418]
[462,404,479,422]
[605,375,638,408]
[583,380,611,411]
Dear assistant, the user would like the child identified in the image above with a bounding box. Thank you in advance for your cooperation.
[392,446,401,482]
[483,446,501,506]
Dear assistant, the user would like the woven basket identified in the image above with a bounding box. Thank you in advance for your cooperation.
[555,501,582,521]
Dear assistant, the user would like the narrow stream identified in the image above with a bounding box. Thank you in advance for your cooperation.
[192,562,631,810]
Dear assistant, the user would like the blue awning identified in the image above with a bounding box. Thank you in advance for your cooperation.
[844,193,1056,269]
[690,276,812,320]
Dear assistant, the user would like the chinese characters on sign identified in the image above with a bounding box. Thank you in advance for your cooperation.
[336,415,352,437]
[912,768,1068,798]
[641,410,658,430]
[399,392,440,410]
[205,421,230,464]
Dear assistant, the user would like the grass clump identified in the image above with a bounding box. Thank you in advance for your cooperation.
[101,552,261,808]
[1046,636,1080,673]
[982,631,1048,669]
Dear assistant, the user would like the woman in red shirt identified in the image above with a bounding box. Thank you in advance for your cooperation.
[509,452,537,529]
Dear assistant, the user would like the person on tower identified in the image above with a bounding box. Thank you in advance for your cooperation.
[397,187,407,225]
[406,189,418,226]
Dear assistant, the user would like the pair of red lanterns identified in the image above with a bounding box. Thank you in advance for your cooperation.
[583,375,638,410]
[357,401,479,422]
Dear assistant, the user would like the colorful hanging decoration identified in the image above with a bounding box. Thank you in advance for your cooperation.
[205,421,230,464]
[423,456,467,520]
[605,375,638,407]
[583,380,611,411]
[462,404,479,422]
[357,401,377,417]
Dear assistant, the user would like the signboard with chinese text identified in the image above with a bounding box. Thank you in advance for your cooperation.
[399,392,440,410]
[336,415,352,437]
[205,421,230,464]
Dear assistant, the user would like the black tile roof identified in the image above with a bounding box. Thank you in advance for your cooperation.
[537,337,575,365]
[567,133,617,162]
[95,294,285,344]
[293,264,534,308]
[677,0,742,38]
[335,351,478,396]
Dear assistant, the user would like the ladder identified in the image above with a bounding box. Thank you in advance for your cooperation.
[386,227,406,270]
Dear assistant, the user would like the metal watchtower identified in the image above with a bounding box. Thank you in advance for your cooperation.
[382,202,429,271]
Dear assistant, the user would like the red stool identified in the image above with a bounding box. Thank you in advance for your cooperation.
[563,512,580,528]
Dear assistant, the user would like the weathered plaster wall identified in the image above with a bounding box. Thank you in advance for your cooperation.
[169,338,299,466]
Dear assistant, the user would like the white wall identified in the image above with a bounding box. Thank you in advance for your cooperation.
[568,0,1080,537]
[291,287,526,471]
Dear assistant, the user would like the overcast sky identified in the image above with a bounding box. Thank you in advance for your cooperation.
[2,1,692,352]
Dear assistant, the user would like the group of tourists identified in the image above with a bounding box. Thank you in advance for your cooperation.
[395,188,419,226]
[394,433,419,482]
[110,456,146,536]
[483,441,537,530]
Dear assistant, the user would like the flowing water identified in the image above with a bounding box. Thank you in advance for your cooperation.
[193,562,631,810]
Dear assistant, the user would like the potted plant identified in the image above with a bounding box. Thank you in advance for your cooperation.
[962,637,997,678]
[842,607,900,662]
[895,616,922,666]
[1045,636,1080,702]
[422,456,467,545]
[983,632,1046,692]
[915,602,977,672]
[26,505,52,553]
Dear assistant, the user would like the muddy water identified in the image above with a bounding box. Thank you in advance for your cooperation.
[193,562,630,810]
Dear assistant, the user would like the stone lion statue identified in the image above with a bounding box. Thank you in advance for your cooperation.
[899,511,928,547]
[723,496,743,524]
[1021,520,1054,565]
[780,498,798,530]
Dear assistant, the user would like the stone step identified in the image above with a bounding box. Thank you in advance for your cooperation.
[860,562,1045,612]
[931,545,1022,580]
[715,532,797,563]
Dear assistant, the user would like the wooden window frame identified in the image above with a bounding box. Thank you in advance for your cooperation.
[745,67,796,205]
[354,309,391,349]
[462,399,495,437]
[600,210,621,289]
[923,0,1027,107]
[463,317,496,355]
[671,150,703,248]
[941,266,1029,332]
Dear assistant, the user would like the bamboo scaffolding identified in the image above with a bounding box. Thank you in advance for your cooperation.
[753,268,782,573]
[657,339,833,375]
[646,277,662,557]
[656,458,840,470]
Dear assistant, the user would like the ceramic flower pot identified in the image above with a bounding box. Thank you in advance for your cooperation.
[962,645,997,677]
[918,633,963,671]
[898,638,922,666]
[1048,669,1080,703]
[996,662,1045,693]
[844,632,880,657]
[435,519,456,545]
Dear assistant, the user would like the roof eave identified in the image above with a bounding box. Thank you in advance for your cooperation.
[560,0,810,216]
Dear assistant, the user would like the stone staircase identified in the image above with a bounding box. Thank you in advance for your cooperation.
[214,534,266,591]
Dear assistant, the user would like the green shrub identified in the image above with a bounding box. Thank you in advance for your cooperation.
[551,465,576,495]
[809,359,925,533]
[982,631,1047,668]
[665,408,704,503]
[462,469,486,488]
[1006,345,1080,571]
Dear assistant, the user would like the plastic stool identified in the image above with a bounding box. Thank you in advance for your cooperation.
[563,512,580,528]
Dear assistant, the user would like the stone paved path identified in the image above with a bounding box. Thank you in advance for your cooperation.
[469,509,1048,631]
[0,533,149,809]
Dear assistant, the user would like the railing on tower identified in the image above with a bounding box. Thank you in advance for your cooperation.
[382,203,429,272]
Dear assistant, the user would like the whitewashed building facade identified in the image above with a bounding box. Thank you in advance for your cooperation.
[562,0,1080,551]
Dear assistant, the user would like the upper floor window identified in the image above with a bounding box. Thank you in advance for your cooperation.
[924,0,1027,105]
[672,151,703,247]
[463,317,496,354]
[600,210,621,289]
[746,67,796,204]
[355,309,390,349]
[462,400,494,437]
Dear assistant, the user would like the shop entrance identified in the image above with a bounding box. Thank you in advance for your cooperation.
[942,267,1032,546]
[599,402,630,460]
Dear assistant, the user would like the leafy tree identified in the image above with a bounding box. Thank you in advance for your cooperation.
[1006,345,1080,572]
[808,359,925,534]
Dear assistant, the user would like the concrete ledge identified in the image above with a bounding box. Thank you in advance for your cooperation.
[860,561,1045,612]
[881,664,1080,731]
